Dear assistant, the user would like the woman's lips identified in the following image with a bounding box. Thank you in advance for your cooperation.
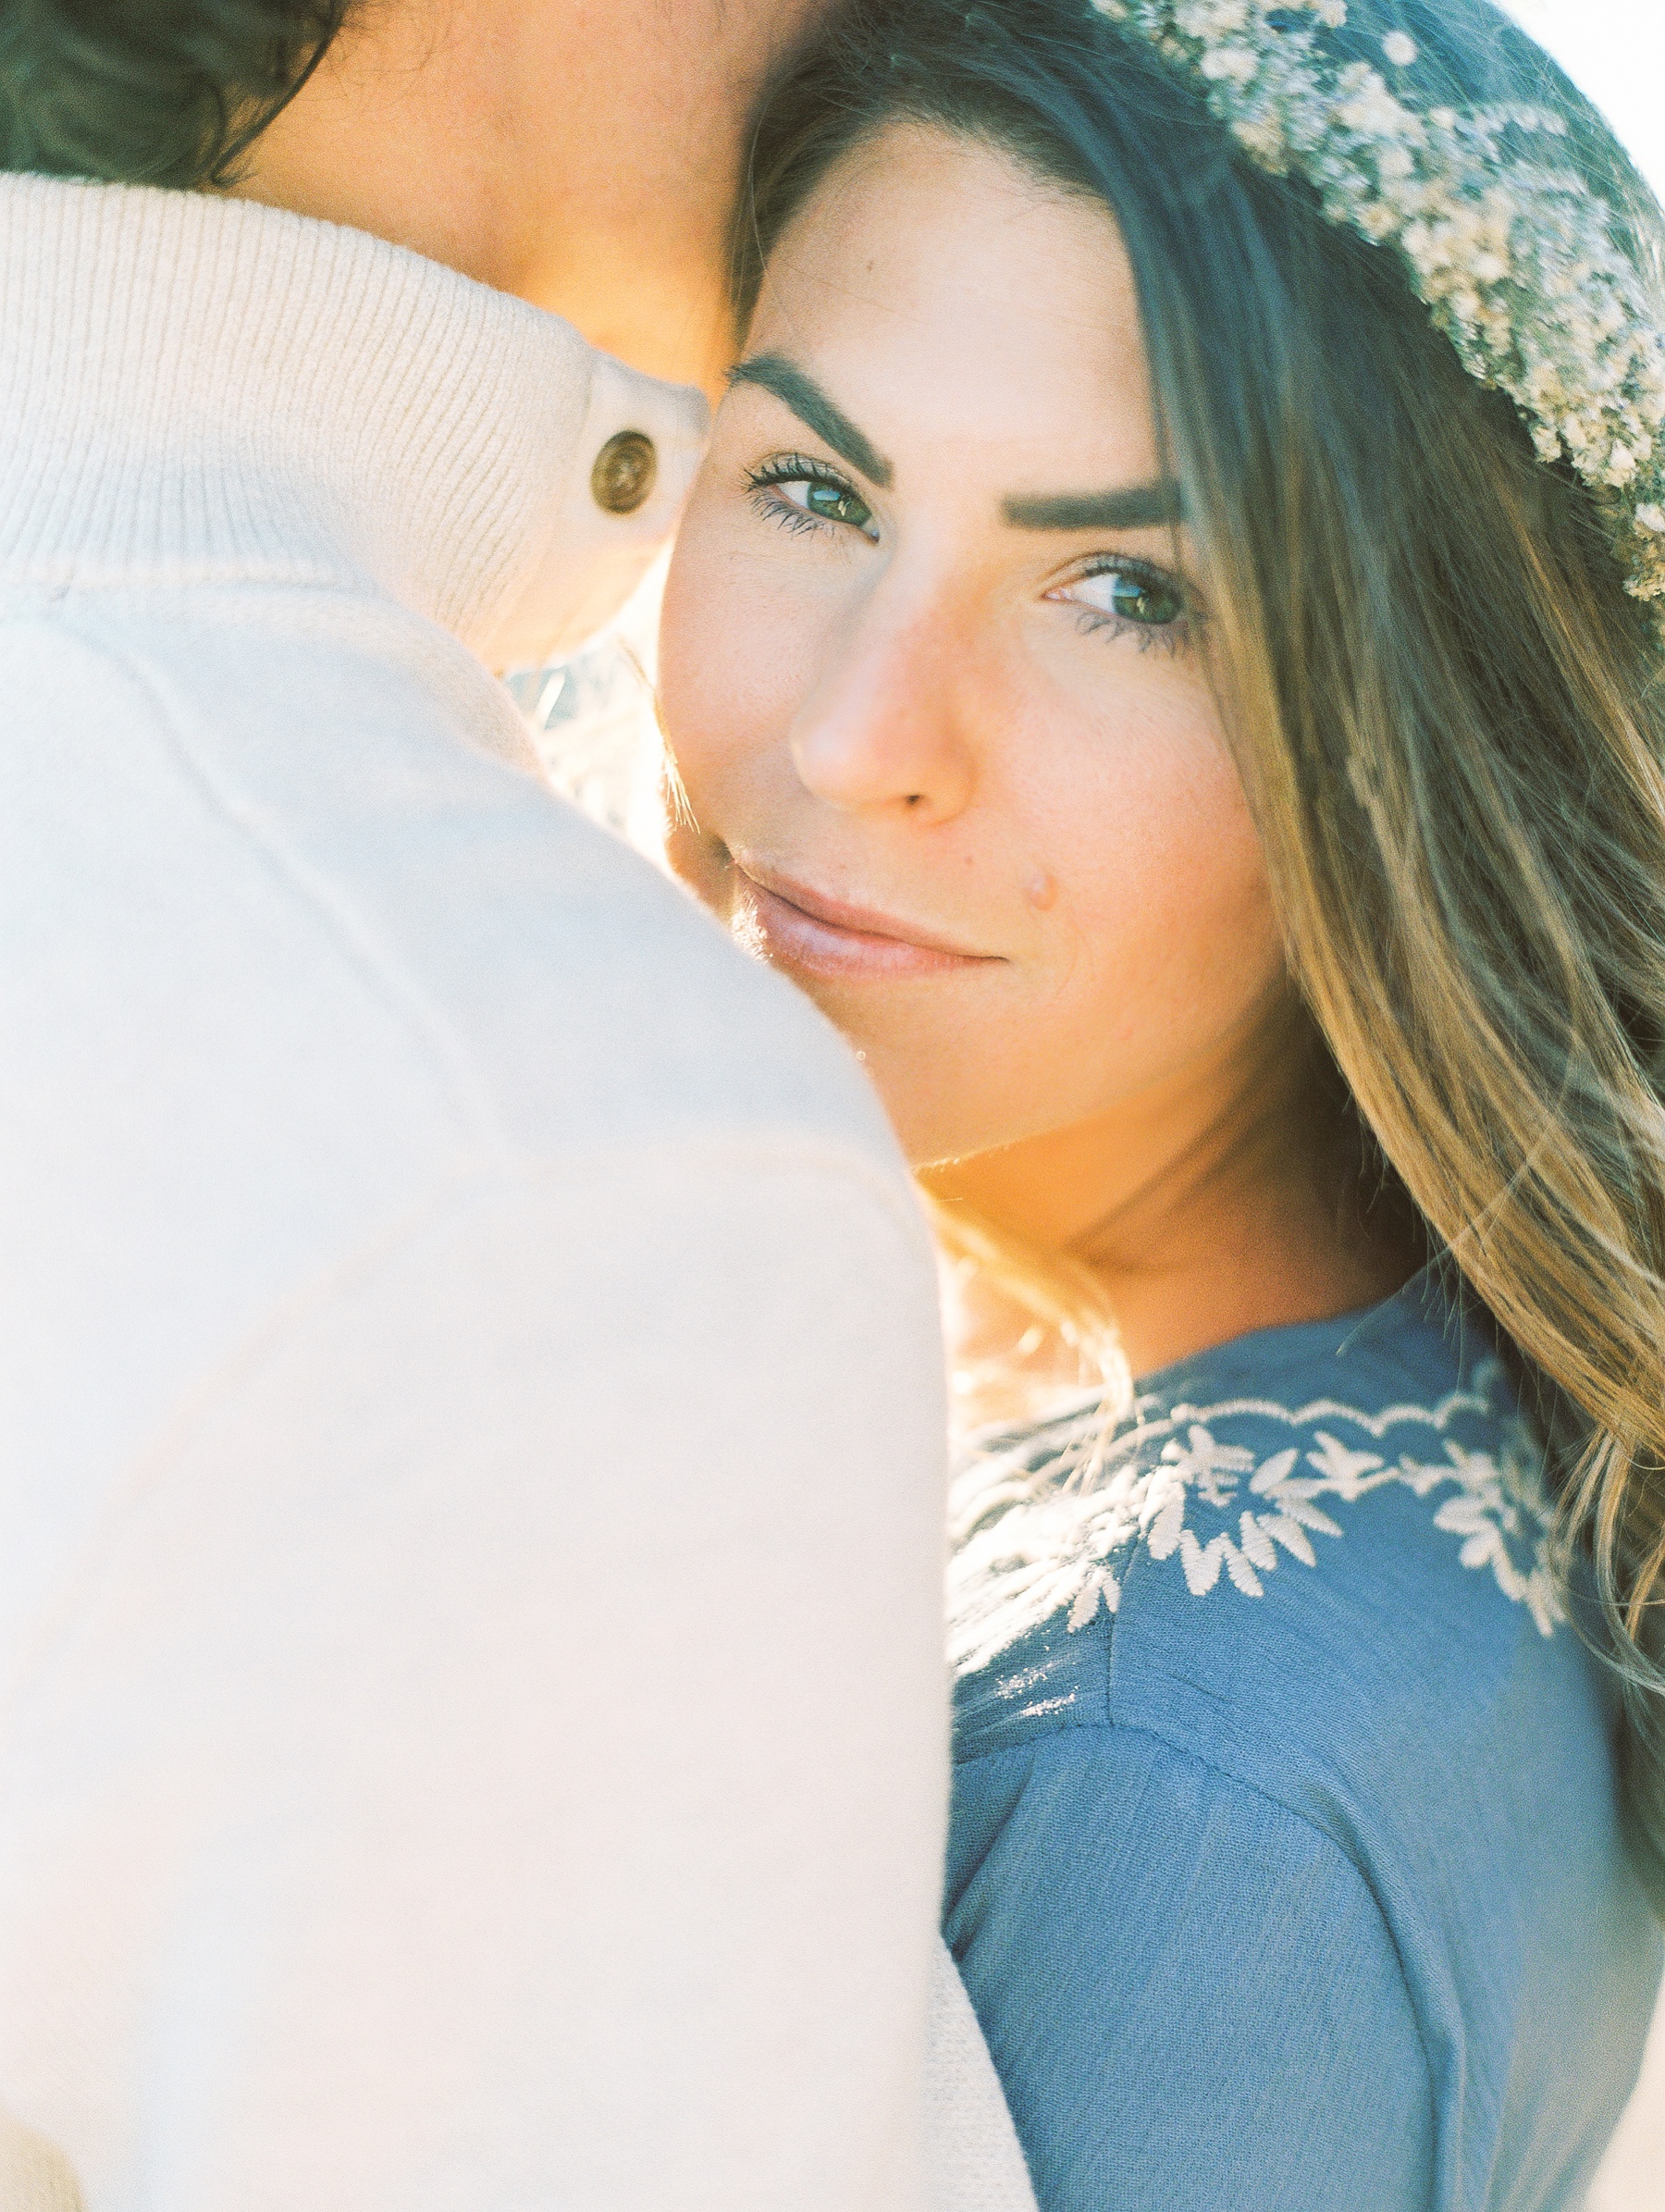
[734,865,1000,981]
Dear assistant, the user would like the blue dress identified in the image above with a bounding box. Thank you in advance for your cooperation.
[944,1277,1661,2212]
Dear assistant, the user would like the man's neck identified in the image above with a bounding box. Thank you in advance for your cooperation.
[224,0,831,395]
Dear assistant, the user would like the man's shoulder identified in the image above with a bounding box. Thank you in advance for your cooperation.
[3,597,927,1575]
[2,593,894,1167]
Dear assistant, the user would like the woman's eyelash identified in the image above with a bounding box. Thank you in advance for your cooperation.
[744,453,857,536]
[746,453,849,492]
[1067,560,1199,654]
[738,467,1193,646]
[1072,604,1192,655]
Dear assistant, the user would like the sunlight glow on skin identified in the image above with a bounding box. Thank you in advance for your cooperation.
[658,124,1406,1373]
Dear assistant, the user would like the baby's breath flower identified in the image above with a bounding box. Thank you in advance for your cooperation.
[1091,0,1665,629]
[1231,113,1287,162]
[1200,42,1259,85]
[1176,0,1248,31]
[1356,199,1400,241]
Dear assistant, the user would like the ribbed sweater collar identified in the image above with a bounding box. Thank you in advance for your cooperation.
[0,174,692,664]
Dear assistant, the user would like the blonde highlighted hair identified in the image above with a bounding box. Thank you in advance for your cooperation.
[741,0,1665,1906]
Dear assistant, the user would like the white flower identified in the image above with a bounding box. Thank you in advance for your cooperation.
[1305,1432,1386,1499]
[1634,503,1665,534]
[1083,0,1665,635]
[1433,1492,1505,1570]
[1231,113,1288,161]
[945,1359,1567,1678]
[1201,43,1259,86]
[1178,1526,1266,1597]
[1161,1423,1256,1508]
[1338,78,1417,140]
[1176,0,1248,32]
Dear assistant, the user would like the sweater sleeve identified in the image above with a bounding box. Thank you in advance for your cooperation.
[944,1725,1436,2212]
[0,1149,948,2212]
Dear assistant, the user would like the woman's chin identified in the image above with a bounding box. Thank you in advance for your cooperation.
[831,1040,1020,1170]
[665,836,1031,1163]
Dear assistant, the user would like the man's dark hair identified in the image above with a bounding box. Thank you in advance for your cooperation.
[0,0,354,189]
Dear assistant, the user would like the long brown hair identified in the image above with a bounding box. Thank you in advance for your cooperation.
[738,0,1665,1909]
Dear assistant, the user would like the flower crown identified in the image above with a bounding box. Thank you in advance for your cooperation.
[1092,0,1665,626]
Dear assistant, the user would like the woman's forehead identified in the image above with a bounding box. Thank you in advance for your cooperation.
[747,122,1155,480]
[761,121,1134,332]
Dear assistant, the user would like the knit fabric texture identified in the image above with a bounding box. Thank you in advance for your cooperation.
[0,174,956,2212]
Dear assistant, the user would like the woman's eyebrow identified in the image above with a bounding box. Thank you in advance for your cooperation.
[1003,485,1185,529]
[727,352,894,488]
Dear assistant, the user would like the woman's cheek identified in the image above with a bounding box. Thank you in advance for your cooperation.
[1031,731,1281,1093]
[661,511,807,810]
[1108,802,1280,1056]
[659,511,741,799]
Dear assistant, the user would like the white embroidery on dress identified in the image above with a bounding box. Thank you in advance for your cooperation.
[947,1356,1564,1676]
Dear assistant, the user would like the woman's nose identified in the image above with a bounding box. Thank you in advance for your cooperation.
[786,593,976,823]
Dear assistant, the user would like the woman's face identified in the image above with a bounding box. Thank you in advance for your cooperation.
[659,124,1285,1168]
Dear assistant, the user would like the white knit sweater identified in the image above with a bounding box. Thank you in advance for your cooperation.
[0,175,1025,2212]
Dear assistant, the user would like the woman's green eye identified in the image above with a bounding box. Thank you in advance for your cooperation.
[747,458,878,540]
[802,480,872,530]
[1050,562,1194,650]
[1096,568,1186,626]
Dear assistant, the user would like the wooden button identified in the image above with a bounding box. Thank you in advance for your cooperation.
[591,429,658,515]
